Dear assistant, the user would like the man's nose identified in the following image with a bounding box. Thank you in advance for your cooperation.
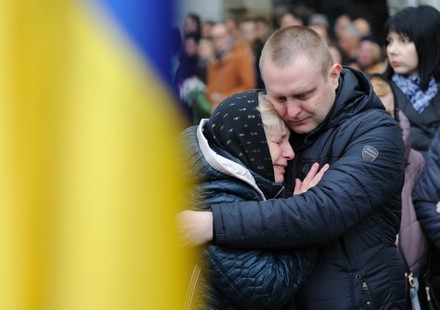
[286,100,301,118]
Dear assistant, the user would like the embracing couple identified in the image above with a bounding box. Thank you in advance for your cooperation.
[178,26,406,309]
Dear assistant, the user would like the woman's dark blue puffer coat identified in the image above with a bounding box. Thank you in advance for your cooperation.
[179,122,318,310]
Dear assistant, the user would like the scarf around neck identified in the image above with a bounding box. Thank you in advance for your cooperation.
[392,74,439,113]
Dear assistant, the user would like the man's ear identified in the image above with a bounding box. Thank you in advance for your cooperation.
[329,63,342,89]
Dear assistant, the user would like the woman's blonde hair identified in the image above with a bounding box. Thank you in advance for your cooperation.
[258,92,289,138]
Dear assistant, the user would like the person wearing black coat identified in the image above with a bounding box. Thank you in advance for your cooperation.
[412,128,440,306]
[179,90,326,309]
[179,26,407,309]
[413,128,440,250]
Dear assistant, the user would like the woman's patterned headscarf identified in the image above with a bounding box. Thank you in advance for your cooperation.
[204,91,274,181]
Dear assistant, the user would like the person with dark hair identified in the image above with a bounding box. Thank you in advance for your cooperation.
[201,20,214,39]
[179,33,200,81]
[206,22,256,110]
[170,26,182,85]
[383,5,440,155]
[183,13,201,40]
[179,26,406,309]
[350,36,386,74]
[278,10,303,29]
[239,17,266,89]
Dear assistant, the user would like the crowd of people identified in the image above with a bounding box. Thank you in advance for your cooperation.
[175,4,440,309]
[173,7,392,126]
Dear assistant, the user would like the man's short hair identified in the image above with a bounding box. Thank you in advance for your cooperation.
[259,26,333,77]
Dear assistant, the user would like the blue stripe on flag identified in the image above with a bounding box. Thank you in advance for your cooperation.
[100,0,175,85]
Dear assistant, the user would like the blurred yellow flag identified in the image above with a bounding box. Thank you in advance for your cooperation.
[0,1,192,309]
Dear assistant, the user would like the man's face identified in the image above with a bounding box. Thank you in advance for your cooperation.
[211,24,230,52]
[262,55,341,134]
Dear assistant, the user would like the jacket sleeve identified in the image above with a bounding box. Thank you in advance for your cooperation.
[413,129,440,249]
[180,126,319,308]
[212,114,405,249]
[410,126,432,153]
[205,245,317,309]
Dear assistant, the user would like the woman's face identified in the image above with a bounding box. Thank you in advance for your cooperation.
[266,128,294,183]
[386,31,419,76]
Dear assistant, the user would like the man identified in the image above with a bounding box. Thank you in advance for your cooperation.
[179,26,406,308]
[206,22,255,109]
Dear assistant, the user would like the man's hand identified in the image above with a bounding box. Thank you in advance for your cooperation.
[176,210,213,247]
[293,163,329,195]
[437,201,440,214]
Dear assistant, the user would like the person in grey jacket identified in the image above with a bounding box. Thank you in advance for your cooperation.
[179,90,327,309]
[179,26,406,309]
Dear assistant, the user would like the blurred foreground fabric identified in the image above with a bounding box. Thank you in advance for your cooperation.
[0,1,192,309]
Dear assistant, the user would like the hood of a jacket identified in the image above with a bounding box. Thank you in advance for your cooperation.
[292,67,385,149]
[326,67,385,129]
[179,122,284,201]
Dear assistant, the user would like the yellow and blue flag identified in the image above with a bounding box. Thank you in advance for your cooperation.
[0,1,192,309]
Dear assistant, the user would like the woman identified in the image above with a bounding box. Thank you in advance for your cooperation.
[383,5,440,154]
[179,90,327,309]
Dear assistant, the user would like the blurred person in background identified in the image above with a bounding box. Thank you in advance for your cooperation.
[223,17,241,40]
[178,33,200,81]
[350,36,386,74]
[255,16,273,88]
[353,17,372,37]
[333,12,352,42]
[206,22,255,110]
[239,17,265,89]
[183,13,201,40]
[307,19,343,66]
[337,22,361,65]
[196,37,216,84]
[278,9,303,29]
[255,16,272,43]
[201,20,214,39]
